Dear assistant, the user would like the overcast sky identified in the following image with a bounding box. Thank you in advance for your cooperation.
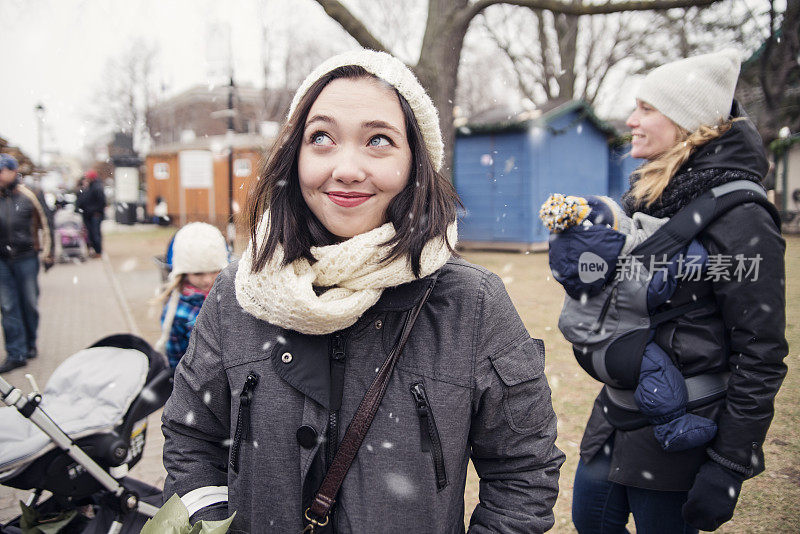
[1,0,352,159]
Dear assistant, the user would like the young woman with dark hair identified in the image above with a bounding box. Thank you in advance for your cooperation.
[161,50,563,533]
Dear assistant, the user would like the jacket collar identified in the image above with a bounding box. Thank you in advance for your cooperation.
[370,271,439,312]
[0,178,19,197]
[676,100,768,179]
[271,270,440,410]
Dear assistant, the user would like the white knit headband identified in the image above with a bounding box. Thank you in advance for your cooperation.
[287,49,444,172]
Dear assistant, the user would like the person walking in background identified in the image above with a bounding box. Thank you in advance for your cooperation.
[0,154,54,374]
[76,169,105,257]
[571,50,788,533]
[154,222,228,370]
[160,50,563,533]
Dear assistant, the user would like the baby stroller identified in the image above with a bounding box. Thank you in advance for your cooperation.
[0,334,173,533]
[54,208,89,263]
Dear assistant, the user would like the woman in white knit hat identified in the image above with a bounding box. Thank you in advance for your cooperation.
[154,222,229,369]
[160,50,563,533]
[572,50,788,533]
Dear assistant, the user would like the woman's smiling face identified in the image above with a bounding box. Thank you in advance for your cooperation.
[626,99,681,160]
[297,76,412,239]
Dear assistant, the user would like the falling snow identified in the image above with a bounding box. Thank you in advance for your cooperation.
[385,472,415,498]
[185,411,195,425]
[120,258,138,272]
[203,391,212,404]
[276,335,286,345]
[381,441,393,449]
[139,387,157,403]
[641,471,654,480]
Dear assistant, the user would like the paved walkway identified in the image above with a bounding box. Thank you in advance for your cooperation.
[0,234,168,523]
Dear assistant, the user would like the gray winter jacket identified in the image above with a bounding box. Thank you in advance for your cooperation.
[162,257,564,533]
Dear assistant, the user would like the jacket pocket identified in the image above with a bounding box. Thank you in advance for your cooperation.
[229,371,259,474]
[490,337,550,433]
[410,382,448,491]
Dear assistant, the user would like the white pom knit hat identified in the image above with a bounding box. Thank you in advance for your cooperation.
[637,49,741,132]
[171,222,229,278]
[288,49,444,172]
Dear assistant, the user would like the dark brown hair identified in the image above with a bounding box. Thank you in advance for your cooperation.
[245,65,460,276]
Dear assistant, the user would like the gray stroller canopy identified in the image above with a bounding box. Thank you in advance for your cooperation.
[0,346,149,477]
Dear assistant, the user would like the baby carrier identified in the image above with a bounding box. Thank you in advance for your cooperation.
[0,335,172,533]
[552,180,781,428]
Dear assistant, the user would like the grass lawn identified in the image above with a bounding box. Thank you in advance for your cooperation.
[105,227,799,532]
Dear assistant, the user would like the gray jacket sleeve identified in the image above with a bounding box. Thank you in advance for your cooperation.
[468,272,565,533]
[161,281,232,522]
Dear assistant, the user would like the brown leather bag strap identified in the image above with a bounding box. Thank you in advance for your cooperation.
[304,280,435,530]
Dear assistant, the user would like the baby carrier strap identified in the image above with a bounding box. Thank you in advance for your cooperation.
[631,180,780,263]
[600,372,731,431]
[595,180,778,430]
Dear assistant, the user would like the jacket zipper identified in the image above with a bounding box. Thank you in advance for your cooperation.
[591,282,619,334]
[322,333,347,532]
[0,195,12,253]
[230,371,259,473]
[327,334,346,468]
[410,383,448,491]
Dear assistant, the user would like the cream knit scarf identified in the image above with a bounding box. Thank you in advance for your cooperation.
[235,214,457,335]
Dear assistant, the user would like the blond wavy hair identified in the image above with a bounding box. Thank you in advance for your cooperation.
[151,274,186,307]
[629,119,736,207]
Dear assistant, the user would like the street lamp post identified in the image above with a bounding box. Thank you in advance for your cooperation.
[34,103,45,169]
[779,126,791,213]
[227,75,236,250]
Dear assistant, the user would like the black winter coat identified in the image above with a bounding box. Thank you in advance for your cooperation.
[580,107,789,491]
[76,179,106,217]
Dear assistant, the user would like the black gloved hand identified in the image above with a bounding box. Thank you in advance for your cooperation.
[43,256,55,272]
[682,460,746,531]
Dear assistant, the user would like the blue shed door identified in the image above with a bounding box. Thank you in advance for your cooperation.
[455,133,528,242]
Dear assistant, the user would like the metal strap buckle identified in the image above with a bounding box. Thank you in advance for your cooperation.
[302,507,329,532]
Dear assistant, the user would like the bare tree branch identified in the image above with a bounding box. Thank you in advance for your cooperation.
[482,13,544,101]
[465,0,722,23]
[313,0,390,53]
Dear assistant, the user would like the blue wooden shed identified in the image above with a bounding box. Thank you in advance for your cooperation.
[454,100,619,250]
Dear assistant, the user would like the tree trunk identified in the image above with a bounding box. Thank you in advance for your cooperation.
[414,0,471,179]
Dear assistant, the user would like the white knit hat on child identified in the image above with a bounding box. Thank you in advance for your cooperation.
[637,49,741,133]
[171,222,229,278]
[156,222,228,353]
[288,49,444,171]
